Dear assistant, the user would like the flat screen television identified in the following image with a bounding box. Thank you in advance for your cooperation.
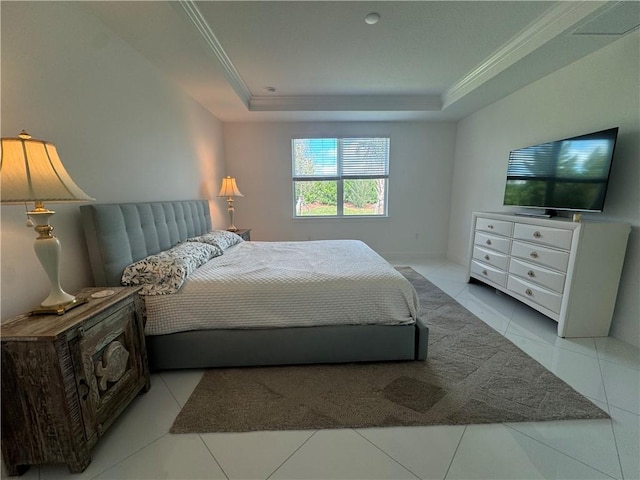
[503,127,618,214]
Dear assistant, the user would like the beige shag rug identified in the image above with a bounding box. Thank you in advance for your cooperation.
[171,267,608,433]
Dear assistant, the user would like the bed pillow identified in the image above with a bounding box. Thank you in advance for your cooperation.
[187,230,244,251]
[121,242,222,295]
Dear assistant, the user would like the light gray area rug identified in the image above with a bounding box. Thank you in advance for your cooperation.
[171,267,608,433]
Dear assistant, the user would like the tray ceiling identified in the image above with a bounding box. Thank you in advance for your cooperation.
[87,1,639,122]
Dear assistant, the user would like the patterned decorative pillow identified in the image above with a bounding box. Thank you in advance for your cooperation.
[121,242,222,295]
[187,230,244,251]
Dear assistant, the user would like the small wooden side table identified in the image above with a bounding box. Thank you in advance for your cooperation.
[233,228,251,241]
[1,287,150,476]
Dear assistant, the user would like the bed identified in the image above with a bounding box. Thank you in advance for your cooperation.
[80,200,428,370]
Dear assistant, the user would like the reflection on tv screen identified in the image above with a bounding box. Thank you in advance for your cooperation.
[503,128,617,212]
[504,179,608,211]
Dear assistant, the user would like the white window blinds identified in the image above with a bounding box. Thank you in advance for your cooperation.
[341,138,390,178]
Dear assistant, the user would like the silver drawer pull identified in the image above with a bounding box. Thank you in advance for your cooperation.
[488,224,494,229]
[527,270,536,278]
[484,255,490,261]
[533,231,542,238]
[482,269,488,276]
[485,239,492,245]
[530,251,538,259]
[525,288,533,296]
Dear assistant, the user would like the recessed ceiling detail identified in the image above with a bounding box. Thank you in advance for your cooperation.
[571,1,640,36]
[443,1,607,110]
[178,0,251,106]
[87,1,636,121]
[249,95,442,112]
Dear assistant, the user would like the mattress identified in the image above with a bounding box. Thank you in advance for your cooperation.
[143,239,419,336]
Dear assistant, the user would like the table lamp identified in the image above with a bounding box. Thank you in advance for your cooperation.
[1,131,95,314]
[217,176,243,232]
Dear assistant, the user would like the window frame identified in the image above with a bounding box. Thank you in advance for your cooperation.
[291,137,390,218]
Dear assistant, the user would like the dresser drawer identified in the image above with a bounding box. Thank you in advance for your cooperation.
[475,217,513,237]
[470,260,507,287]
[509,257,566,294]
[511,240,570,272]
[473,245,509,271]
[468,212,630,339]
[474,232,511,254]
[507,275,563,314]
[513,223,573,250]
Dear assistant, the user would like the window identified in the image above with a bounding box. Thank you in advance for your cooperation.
[292,137,390,217]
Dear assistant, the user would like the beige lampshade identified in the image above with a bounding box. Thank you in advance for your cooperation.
[217,176,243,198]
[0,131,94,204]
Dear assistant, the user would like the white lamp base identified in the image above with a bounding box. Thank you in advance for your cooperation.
[226,197,238,232]
[30,298,86,316]
[28,206,81,315]
[34,235,76,307]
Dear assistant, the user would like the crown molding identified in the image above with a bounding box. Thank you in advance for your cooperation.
[442,1,608,110]
[178,1,442,114]
[179,0,607,115]
[178,0,252,106]
[250,94,442,112]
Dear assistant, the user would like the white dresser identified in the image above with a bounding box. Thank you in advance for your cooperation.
[467,212,630,337]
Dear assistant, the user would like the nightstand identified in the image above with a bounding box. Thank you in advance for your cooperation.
[1,287,150,476]
[233,228,251,241]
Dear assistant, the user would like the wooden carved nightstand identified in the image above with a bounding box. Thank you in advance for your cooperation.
[233,229,251,241]
[1,287,150,476]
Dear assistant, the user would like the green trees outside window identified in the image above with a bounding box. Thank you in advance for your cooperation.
[292,138,389,217]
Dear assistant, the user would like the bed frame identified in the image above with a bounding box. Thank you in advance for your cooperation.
[80,200,428,370]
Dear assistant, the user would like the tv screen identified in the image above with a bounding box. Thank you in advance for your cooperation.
[503,127,618,212]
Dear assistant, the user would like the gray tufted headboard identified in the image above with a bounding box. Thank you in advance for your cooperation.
[80,200,212,286]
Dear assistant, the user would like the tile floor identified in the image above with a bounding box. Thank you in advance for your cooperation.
[15,258,640,480]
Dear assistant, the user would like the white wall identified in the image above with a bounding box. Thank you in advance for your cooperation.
[1,2,227,320]
[223,121,457,259]
[448,31,640,345]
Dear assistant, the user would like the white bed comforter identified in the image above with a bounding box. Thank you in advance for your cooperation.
[143,239,419,336]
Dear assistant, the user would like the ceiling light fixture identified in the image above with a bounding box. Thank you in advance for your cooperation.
[365,12,381,25]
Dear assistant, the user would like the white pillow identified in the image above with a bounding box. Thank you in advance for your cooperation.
[187,230,244,251]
